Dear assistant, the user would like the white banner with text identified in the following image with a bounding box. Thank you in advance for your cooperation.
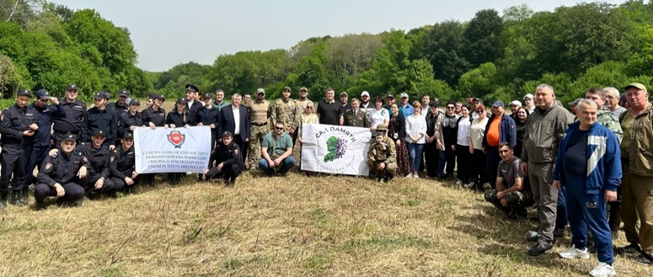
[134,126,211,174]
[300,124,371,176]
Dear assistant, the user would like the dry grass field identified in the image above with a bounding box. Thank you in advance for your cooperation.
[0,171,650,277]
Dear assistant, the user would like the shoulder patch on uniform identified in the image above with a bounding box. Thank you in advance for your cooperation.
[110,156,115,162]
[83,156,88,163]
[0,114,3,121]
[234,149,239,155]
[45,163,52,170]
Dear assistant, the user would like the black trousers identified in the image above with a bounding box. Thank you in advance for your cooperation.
[425,142,439,178]
[233,136,247,164]
[608,186,622,233]
[84,174,116,194]
[486,146,501,189]
[34,182,84,203]
[456,144,471,183]
[25,144,50,186]
[0,144,31,194]
[444,141,456,176]
[206,164,242,181]
[470,149,488,191]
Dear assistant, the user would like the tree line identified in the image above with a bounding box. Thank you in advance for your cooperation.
[2,1,653,108]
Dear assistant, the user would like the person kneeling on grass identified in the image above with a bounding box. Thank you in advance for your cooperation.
[109,132,138,194]
[205,131,243,186]
[34,133,88,210]
[367,127,397,183]
[259,121,295,176]
[484,142,534,219]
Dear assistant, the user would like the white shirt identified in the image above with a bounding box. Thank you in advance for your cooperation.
[420,106,429,117]
[368,108,389,129]
[456,116,471,146]
[232,105,240,135]
[405,114,427,144]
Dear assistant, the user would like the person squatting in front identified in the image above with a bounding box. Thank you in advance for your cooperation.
[205,131,243,186]
[366,124,397,183]
[553,99,621,277]
[484,142,534,220]
[109,132,138,194]
[34,133,88,210]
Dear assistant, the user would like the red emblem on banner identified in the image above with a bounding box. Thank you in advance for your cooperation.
[167,130,186,148]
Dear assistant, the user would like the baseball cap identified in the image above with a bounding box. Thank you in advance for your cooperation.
[66,84,78,91]
[256,88,265,94]
[118,89,130,97]
[386,94,395,99]
[429,101,438,107]
[35,89,50,100]
[92,129,106,137]
[340,91,348,97]
[524,93,534,100]
[400,92,409,98]
[94,91,110,100]
[510,100,522,107]
[472,97,481,103]
[202,93,212,99]
[376,124,388,131]
[625,82,647,91]
[492,101,505,108]
[568,98,584,106]
[222,131,233,137]
[17,89,32,97]
[155,94,165,100]
[176,97,187,104]
[299,87,308,92]
[129,99,140,105]
[63,133,78,142]
[122,132,134,139]
[361,91,370,97]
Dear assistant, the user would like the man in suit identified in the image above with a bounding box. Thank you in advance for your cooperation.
[343,98,370,127]
[218,93,250,161]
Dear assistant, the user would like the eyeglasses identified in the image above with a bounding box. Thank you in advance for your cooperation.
[447,106,454,109]
[306,106,313,109]
[275,127,284,130]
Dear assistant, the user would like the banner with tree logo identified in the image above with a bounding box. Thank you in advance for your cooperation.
[134,126,212,173]
[300,124,371,176]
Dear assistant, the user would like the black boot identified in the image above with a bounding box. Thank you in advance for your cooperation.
[0,194,7,210]
[10,191,25,206]
[20,188,29,205]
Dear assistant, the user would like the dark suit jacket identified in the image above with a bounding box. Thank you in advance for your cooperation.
[218,105,250,141]
[186,101,203,120]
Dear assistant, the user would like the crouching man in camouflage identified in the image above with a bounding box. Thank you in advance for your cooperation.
[366,124,396,183]
[484,142,534,219]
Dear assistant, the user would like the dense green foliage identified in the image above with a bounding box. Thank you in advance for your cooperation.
[0,0,151,104]
[150,1,653,106]
[3,1,653,108]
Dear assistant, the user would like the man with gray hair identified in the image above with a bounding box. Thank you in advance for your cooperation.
[603,87,627,118]
[521,83,575,256]
[218,93,250,159]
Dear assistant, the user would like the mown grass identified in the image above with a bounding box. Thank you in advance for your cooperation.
[0,171,649,276]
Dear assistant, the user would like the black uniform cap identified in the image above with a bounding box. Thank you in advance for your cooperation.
[94,91,110,100]
[122,132,134,139]
[66,84,78,91]
[35,89,50,99]
[92,129,106,137]
[118,89,130,97]
[63,133,78,142]
[185,84,199,92]
[17,89,32,97]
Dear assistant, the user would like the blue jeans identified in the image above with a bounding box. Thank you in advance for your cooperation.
[407,143,425,173]
[259,156,296,175]
[437,149,447,177]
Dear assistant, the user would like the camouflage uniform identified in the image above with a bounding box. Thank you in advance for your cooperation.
[247,99,271,169]
[484,189,535,218]
[366,135,397,181]
[597,107,623,143]
[271,98,300,143]
[295,98,312,115]
[343,108,370,127]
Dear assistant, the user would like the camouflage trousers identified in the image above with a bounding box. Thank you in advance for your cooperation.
[366,160,397,178]
[484,189,535,217]
[247,124,269,169]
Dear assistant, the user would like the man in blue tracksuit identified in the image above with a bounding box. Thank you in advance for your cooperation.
[553,99,621,277]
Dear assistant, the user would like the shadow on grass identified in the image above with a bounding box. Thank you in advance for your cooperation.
[448,206,586,276]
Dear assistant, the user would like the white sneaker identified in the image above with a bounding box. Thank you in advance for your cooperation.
[413,172,419,179]
[558,247,590,260]
[406,173,413,178]
[456,180,463,185]
[589,262,616,277]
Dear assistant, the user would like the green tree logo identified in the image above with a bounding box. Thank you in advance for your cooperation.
[324,136,348,162]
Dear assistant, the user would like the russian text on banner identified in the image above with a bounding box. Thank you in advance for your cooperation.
[134,126,212,174]
[300,124,371,176]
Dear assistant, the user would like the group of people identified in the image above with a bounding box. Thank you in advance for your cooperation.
[0,81,651,277]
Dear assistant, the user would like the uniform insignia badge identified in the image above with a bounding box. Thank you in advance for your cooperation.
[234,149,239,155]
[110,156,115,162]
[45,163,52,170]
[83,156,88,163]
[0,114,3,121]
[167,130,186,148]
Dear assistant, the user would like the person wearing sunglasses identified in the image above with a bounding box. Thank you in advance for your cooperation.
[259,122,295,176]
[246,88,271,170]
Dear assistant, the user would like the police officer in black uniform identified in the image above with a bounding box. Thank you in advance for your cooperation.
[165,97,194,184]
[120,99,142,140]
[34,133,88,210]
[109,132,137,194]
[25,89,66,189]
[78,129,115,197]
[206,131,243,186]
[111,89,130,145]
[196,93,220,151]
[0,89,39,208]
[185,84,203,121]
[140,94,166,185]
[84,91,117,150]
[53,84,86,148]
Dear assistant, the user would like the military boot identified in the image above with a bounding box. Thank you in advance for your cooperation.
[10,191,25,207]
[0,194,7,210]
[20,188,29,205]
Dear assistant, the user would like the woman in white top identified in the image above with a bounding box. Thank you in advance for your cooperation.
[454,106,472,186]
[405,101,427,178]
[367,96,389,132]
[467,104,489,191]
